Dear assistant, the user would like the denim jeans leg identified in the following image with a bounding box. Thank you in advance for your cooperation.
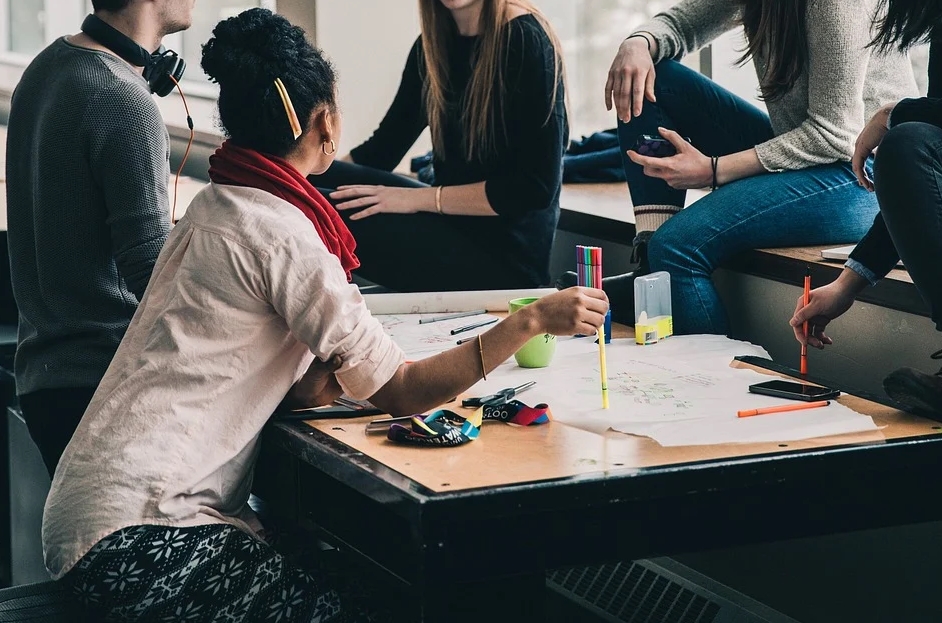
[616,59,775,211]
[874,122,942,331]
[648,162,880,335]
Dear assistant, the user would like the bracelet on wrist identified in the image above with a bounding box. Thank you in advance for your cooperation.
[710,156,719,191]
[625,33,652,52]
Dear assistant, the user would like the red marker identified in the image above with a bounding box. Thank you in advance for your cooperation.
[800,268,811,376]
[738,400,830,418]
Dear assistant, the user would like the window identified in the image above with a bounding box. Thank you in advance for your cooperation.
[169,0,276,89]
[0,0,85,58]
[9,0,45,54]
[541,0,679,138]
[540,0,930,137]
[0,1,274,84]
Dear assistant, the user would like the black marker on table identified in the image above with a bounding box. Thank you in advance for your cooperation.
[450,318,498,336]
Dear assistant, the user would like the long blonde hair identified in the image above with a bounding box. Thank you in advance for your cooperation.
[418,0,565,162]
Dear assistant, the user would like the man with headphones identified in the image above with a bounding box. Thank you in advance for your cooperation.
[5,0,194,477]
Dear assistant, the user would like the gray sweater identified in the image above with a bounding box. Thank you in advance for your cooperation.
[637,0,918,171]
[6,38,171,395]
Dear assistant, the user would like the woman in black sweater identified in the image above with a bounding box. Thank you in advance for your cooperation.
[791,0,942,415]
[310,0,567,292]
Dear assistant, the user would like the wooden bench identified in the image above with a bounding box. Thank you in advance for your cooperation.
[558,182,634,243]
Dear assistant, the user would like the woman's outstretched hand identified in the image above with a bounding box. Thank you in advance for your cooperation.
[789,270,867,349]
[367,287,609,417]
[331,185,434,220]
[532,287,610,336]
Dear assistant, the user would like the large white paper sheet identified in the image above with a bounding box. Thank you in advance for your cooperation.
[377,313,502,360]
[364,289,556,315]
[461,335,878,446]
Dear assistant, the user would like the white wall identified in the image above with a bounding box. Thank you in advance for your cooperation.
[315,0,430,166]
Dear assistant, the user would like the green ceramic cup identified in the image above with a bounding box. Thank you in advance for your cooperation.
[508,297,557,368]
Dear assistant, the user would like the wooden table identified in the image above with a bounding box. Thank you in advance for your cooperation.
[255,355,942,622]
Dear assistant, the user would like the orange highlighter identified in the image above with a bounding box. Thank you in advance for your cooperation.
[738,400,830,418]
[800,268,811,375]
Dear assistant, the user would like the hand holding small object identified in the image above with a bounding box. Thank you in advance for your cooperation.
[626,128,712,190]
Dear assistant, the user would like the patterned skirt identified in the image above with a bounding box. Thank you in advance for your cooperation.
[66,524,386,622]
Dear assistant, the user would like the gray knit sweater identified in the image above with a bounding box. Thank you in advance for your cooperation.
[6,38,171,395]
[637,0,918,171]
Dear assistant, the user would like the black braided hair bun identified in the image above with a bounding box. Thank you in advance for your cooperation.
[201,8,337,156]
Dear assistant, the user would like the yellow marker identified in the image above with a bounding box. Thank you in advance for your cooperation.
[598,326,609,409]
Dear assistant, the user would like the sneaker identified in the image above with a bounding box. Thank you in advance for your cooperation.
[883,349,942,416]
[629,230,653,272]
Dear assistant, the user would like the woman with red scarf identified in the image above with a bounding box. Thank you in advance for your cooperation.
[39,9,607,622]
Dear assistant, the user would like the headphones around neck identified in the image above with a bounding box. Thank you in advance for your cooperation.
[80,14,186,97]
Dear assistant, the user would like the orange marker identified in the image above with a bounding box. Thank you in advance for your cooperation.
[738,400,830,418]
[800,267,811,376]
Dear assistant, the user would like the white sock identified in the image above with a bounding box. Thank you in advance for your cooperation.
[634,204,682,233]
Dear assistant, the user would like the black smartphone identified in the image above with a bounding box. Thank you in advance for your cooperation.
[634,134,691,158]
[748,380,840,402]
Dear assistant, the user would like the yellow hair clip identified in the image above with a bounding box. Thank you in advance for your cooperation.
[273,77,303,140]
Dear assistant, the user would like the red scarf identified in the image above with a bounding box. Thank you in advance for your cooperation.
[208,141,360,281]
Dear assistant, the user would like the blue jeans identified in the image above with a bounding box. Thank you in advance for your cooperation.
[617,60,880,335]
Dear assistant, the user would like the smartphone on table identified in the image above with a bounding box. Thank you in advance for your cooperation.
[748,380,840,402]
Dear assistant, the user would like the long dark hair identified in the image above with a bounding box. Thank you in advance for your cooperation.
[871,0,942,51]
[738,0,809,102]
[418,0,564,162]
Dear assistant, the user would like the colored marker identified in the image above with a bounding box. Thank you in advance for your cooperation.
[737,400,830,418]
[800,267,811,375]
[598,325,609,409]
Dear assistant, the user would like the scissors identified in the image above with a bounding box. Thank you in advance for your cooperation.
[461,381,536,408]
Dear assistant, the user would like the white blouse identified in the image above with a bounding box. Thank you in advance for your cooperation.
[42,183,404,578]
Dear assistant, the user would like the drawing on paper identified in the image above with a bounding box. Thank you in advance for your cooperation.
[379,316,407,331]
[377,313,501,359]
[576,371,695,410]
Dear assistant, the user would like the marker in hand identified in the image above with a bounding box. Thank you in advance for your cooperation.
[800,267,811,375]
